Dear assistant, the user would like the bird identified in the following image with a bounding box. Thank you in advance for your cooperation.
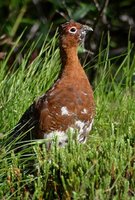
[6,20,95,148]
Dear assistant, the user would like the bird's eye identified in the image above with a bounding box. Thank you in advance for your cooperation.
[69,27,77,34]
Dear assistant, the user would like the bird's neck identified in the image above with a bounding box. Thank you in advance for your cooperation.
[60,46,81,77]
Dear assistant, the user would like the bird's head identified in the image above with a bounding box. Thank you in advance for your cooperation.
[59,20,93,49]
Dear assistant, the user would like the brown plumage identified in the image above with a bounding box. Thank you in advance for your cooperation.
[8,21,95,147]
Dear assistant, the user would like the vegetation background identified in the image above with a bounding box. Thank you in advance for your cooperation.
[0,0,135,75]
[0,0,135,199]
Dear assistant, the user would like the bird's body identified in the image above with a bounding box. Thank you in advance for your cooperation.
[9,21,95,147]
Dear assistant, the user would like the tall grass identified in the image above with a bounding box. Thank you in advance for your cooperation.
[0,33,134,199]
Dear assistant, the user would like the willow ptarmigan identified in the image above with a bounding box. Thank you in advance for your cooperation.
[9,21,95,147]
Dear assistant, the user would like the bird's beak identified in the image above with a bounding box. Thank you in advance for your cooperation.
[79,25,93,41]
[82,25,93,32]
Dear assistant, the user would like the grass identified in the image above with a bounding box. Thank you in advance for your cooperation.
[0,32,135,199]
